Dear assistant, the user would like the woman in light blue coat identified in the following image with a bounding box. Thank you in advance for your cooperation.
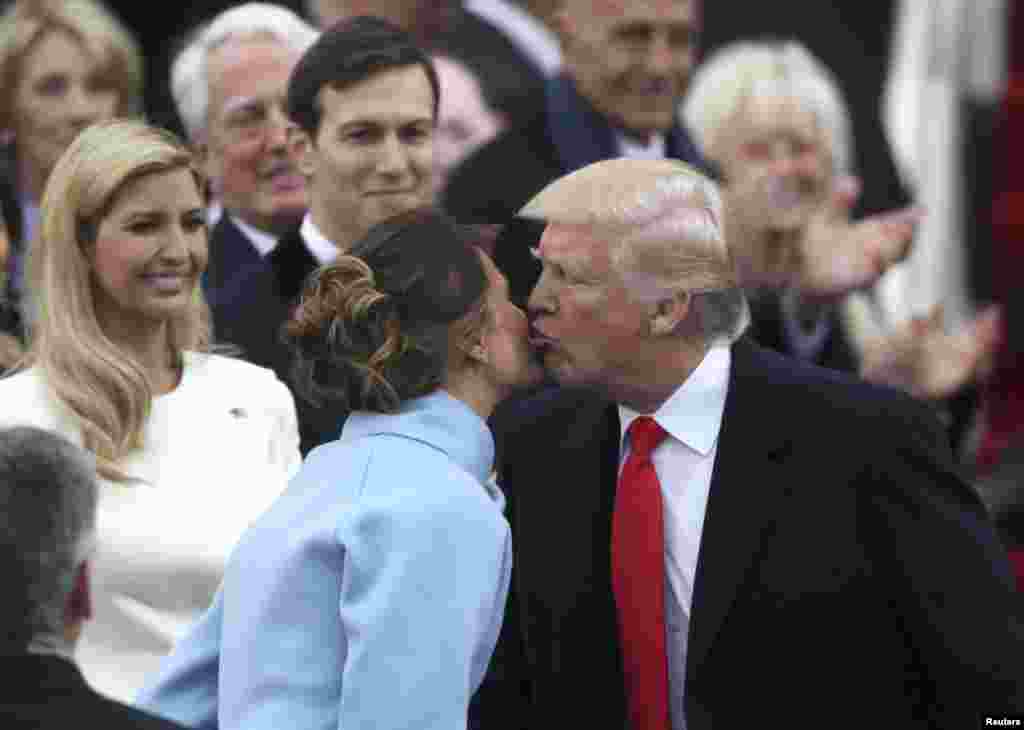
[137,209,543,730]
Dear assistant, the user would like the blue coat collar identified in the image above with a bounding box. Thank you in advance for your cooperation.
[544,74,712,176]
[341,390,495,485]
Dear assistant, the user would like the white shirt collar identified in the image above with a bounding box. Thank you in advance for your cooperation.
[230,214,279,258]
[464,0,562,76]
[618,344,731,457]
[300,214,340,265]
[617,131,667,160]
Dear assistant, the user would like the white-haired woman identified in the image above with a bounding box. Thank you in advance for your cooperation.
[0,119,300,702]
[683,40,999,430]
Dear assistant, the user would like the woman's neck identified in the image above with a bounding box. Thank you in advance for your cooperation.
[98,312,181,394]
[444,369,501,422]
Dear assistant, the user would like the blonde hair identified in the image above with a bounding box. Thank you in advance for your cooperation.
[0,0,143,131]
[25,119,211,482]
[681,40,852,176]
[522,158,749,343]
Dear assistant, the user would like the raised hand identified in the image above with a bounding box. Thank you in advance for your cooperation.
[859,304,1002,400]
[794,176,921,300]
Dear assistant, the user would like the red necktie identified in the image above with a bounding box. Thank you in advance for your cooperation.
[612,416,671,730]
[979,0,1024,473]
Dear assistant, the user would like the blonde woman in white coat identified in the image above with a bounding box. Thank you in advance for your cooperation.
[0,119,301,703]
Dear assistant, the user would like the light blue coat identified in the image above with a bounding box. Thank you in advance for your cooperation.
[136,391,512,730]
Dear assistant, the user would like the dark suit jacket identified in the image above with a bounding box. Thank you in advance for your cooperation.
[478,338,1024,729]
[0,653,184,729]
[0,146,24,342]
[204,215,266,309]
[212,227,341,454]
[442,75,713,303]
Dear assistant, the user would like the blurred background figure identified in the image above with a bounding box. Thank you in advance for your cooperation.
[444,0,709,304]
[431,52,506,197]
[0,120,299,702]
[683,39,999,451]
[0,426,186,729]
[0,0,142,343]
[170,3,317,303]
[303,0,454,38]
[0,207,24,373]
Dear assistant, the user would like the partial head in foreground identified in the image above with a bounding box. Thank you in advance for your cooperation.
[287,208,540,416]
[0,426,97,655]
[523,158,748,404]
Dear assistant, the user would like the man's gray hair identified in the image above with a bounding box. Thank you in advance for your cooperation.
[0,427,97,648]
[682,40,853,176]
[172,3,319,141]
[521,159,749,345]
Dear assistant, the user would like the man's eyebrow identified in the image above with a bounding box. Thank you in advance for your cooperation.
[220,96,267,117]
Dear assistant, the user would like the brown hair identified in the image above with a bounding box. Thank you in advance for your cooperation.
[286,208,491,413]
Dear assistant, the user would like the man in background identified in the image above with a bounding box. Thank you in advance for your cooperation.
[171,3,317,303]
[0,426,185,729]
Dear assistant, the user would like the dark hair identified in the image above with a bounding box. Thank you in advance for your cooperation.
[286,208,491,413]
[0,427,96,653]
[286,15,440,137]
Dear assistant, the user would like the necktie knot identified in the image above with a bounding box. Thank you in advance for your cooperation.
[628,416,667,463]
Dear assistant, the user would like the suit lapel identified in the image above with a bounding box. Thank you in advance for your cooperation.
[268,228,319,305]
[686,339,796,676]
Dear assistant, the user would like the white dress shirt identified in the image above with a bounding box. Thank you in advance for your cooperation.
[231,215,279,258]
[617,344,731,730]
[617,131,667,160]
[299,214,340,265]
[464,0,562,76]
[0,353,301,702]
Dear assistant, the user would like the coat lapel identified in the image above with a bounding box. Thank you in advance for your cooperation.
[686,339,797,676]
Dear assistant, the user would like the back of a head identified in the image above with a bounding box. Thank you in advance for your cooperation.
[286,208,489,413]
[286,15,439,137]
[0,427,96,654]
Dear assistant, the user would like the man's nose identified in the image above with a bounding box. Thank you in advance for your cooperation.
[377,134,412,176]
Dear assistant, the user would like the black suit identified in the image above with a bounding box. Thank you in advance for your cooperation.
[204,215,266,309]
[478,338,1024,729]
[0,653,184,729]
[212,227,340,454]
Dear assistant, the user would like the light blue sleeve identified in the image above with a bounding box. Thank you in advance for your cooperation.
[335,462,507,730]
[135,590,223,730]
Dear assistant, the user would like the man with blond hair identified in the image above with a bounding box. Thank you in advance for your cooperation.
[479,159,1024,729]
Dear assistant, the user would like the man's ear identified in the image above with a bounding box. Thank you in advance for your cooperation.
[66,561,92,625]
[290,126,316,178]
[649,290,691,337]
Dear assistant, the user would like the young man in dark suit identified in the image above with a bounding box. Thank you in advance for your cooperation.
[0,426,185,729]
[477,158,1024,729]
[215,16,440,453]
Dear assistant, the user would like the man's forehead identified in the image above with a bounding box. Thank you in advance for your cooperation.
[537,222,611,260]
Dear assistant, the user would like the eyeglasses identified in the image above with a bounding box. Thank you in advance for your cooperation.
[217,97,293,144]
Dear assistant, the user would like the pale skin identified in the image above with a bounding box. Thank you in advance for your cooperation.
[528,222,707,413]
[198,35,306,235]
[87,168,208,394]
[445,251,543,420]
[556,0,697,142]
[291,65,435,252]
